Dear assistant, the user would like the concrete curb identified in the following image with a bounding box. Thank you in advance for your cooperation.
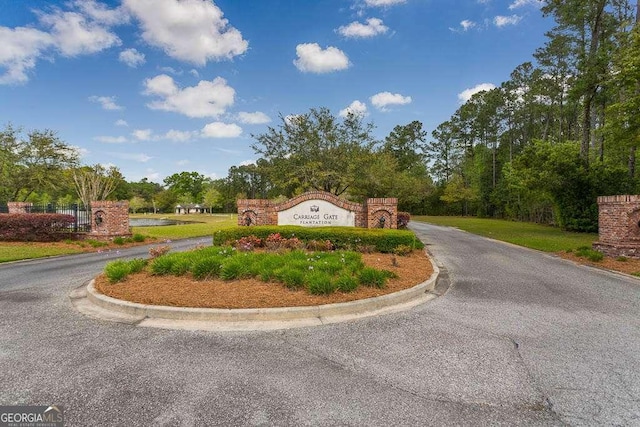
[76,252,441,331]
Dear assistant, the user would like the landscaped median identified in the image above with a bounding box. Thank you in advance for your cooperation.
[78,226,439,330]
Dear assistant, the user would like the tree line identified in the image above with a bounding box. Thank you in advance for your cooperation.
[3,1,640,231]
[426,0,640,231]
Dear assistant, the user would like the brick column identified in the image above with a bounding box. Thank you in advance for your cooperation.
[90,201,131,238]
[7,202,33,213]
[593,195,640,258]
[366,198,398,229]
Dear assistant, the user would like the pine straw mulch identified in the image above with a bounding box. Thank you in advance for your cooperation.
[556,251,640,276]
[94,251,434,309]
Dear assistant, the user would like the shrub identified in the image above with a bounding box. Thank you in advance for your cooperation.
[306,271,337,295]
[220,257,251,280]
[213,226,424,253]
[191,256,223,280]
[393,244,413,256]
[306,239,333,251]
[275,267,306,289]
[335,274,358,292]
[265,233,285,251]
[113,237,125,245]
[616,256,628,262]
[104,258,147,283]
[397,212,411,229]
[149,255,176,275]
[358,267,389,288]
[233,235,262,252]
[0,213,76,241]
[132,233,146,242]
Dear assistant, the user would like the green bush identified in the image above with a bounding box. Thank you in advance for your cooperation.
[132,233,146,242]
[220,257,251,280]
[104,258,147,283]
[213,226,424,253]
[113,237,125,245]
[306,271,337,295]
[335,274,358,292]
[191,256,224,280]
[275,267,306,289]
[358,267,389,288]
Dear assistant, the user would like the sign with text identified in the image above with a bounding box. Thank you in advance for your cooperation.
[277,199,355,227]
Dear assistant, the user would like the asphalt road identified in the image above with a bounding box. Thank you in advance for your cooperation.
[0,224,638,426]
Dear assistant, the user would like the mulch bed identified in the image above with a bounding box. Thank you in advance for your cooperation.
[94,251,434,309]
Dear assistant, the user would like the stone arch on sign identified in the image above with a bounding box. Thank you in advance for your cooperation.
[237,191,398,229]
[240,210,258,226]
[371,209,393,229]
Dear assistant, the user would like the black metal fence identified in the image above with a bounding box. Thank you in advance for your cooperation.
[6,203,92,233]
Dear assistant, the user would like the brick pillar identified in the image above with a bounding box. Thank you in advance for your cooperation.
[7,202,33,213]
[90,200,131,238]
[593,195,640,258]
[237,199,276,226]
[365,198,398,229]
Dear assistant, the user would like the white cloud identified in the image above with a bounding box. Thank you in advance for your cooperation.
[115,119,128,127]
[0,0,125,84]
[339,100,368,117]
[159,66,182,75]
[189,69,200,78]
[237,111,271,124]
[111,152,152,162]
[122,0,248,65]
[89,95,123,110]
[38,8,121,56]
[164,129,196,142]
[294,43,350,73]
[338,18,388,38]
[0,27,54,84]
[74,0,130,26]
[461,20,476,31]
[449,20,477,33]
[509,0,543,9]
[201,122,243,138]
[132,129,153,141]
[370,91,412,111]
[144,169,161,181]
[143,74,235,118]
[177,160,190,166]
[494,15,522,27]
[365,0,406,6]
[239,159,256,166]
[119,48,145,67]
[458,83,496,103]
[94,135,127,143]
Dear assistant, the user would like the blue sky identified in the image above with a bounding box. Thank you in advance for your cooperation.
[0,0,551,184]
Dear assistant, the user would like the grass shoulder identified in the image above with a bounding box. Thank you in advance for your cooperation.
[413,215,597,252]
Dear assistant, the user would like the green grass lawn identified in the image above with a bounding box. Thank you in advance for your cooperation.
[131,213,237,239]
[0,243,84,263]
[413,216,597,253]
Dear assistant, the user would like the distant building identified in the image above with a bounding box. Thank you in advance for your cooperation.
[175,204,208,214]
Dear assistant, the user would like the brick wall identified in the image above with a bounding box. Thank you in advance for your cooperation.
[237,191,398,229]
[90,200,131,238]
[593,195,640,258]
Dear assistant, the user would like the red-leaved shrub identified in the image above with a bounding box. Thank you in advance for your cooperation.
[0,213,76,241]
[397,212,411,229]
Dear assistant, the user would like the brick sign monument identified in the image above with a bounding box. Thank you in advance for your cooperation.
[237,191,398,229]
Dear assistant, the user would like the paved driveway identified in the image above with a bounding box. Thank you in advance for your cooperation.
[0,224,638,426]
